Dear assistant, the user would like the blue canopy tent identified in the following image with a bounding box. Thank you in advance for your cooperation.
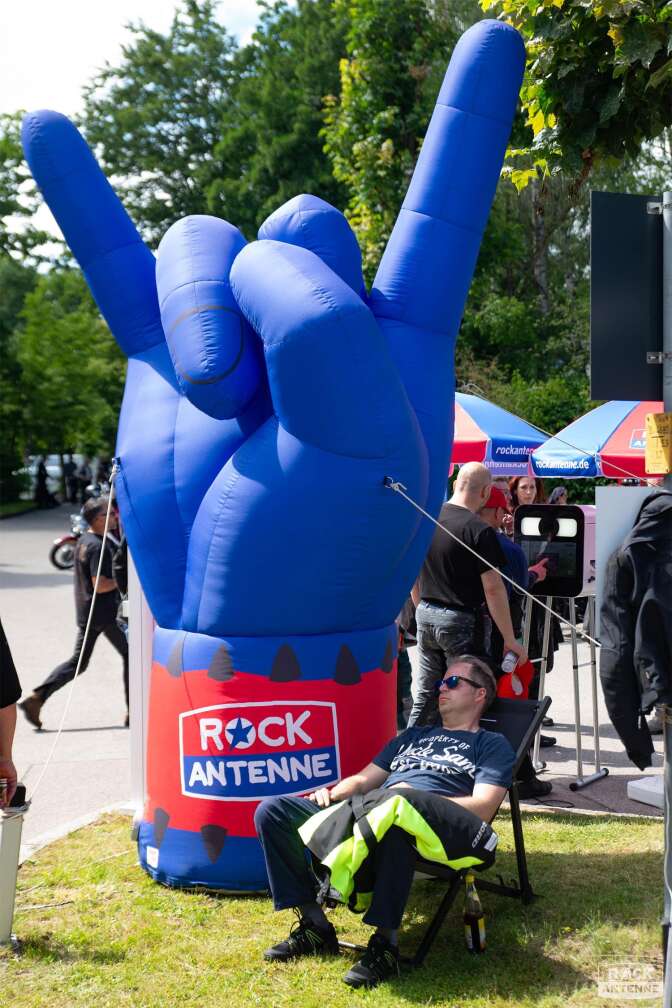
[530,400,664,480]
[452,392,546,476]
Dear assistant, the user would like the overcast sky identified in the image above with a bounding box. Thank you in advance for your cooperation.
[0,1,263,117]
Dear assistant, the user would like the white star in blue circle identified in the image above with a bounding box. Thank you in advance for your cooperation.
[225,717,255,749]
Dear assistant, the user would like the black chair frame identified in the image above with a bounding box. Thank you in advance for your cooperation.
[336,696,551,968]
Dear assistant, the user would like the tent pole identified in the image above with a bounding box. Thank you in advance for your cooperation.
[567,595,608,791]
[531,598,552,772]
[661,190,672,1002]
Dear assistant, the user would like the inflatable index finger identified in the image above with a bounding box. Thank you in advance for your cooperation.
[370,20,524,345]
[22,111,163,358]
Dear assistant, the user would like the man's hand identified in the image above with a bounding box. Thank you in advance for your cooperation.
[503,639,528,666]
[21,22,525,641]
[529,557,549,583]
[20,21,525,891]
[308,787,333,808]
[0,757,17,808]
[309,764,390,808]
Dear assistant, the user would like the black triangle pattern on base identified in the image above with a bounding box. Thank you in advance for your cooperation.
[201,824,227,863]
[208,644,234,681]
[166,635,186,678]
[270,644,301,682]
[381,640,394,673]
[153,807,170,846]
[334,645,361,685]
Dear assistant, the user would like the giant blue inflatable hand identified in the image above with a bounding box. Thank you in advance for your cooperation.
[22,20,524,889]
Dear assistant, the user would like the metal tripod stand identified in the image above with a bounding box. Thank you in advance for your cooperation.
[523,594,608,789]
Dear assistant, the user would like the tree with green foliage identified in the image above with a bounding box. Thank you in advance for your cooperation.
[481,0,672,189]
[0,256,38,502]
[323,0,480,277]
[12,0,666,500]
[82,0,239,245]
[82,0,347,244]
[18,270,126,460]
[211,0,348,239]
[0,113,50,258]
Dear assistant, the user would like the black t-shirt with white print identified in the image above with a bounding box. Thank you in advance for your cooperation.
[373,724,515,798]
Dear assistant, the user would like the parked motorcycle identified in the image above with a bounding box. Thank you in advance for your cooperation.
[49,506,120,570]
[83,479,111,502]
[49,513,87,570]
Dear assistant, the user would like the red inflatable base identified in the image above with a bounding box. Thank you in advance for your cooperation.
[144,658,397,839]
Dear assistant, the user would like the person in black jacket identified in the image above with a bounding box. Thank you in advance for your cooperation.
[19,497,128,730]
[600,491,672,769]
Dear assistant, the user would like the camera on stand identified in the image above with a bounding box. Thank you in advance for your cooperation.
[514,504,596,599]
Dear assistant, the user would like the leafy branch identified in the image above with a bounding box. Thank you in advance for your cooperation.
[482,0,672,191]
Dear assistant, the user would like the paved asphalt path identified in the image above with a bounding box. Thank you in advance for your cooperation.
[1,505,132,859]
[1,507,663,864]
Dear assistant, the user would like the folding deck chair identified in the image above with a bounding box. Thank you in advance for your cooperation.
[337,695,551,968]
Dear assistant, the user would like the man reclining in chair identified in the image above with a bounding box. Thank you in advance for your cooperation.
[254,654,514,989]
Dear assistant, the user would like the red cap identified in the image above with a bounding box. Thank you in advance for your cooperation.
[483,487,510,512]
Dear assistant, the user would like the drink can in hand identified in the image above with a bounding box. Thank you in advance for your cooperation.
[501,651,518,674]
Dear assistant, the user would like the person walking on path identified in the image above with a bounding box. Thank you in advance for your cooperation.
[34,457,57,508]
[63,453,78,504]
[75,458,92,504]
[19,497,128,730]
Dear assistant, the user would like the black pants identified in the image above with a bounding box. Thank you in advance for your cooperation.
[36,621,129,708]
[254,796,418,930]
[397,647,413,730]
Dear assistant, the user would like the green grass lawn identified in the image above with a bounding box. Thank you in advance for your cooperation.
[0,500,36,518]
[1,811,663,1008]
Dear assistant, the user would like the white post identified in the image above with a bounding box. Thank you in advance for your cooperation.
[0,804,28,945]
[128,550,154,832]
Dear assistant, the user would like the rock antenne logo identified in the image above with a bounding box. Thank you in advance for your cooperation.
[179,701,341,801]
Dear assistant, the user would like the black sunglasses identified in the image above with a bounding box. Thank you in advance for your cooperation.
[435,673,485,693]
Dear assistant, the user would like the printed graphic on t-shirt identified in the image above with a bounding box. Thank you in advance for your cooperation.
[375,726,514,797]
[388,732,476,781]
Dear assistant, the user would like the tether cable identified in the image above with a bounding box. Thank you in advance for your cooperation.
[21,464,120,809]
[383,477,601,649]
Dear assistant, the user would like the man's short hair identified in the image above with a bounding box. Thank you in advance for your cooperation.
[82,496,109,525]
[448,654,497,708]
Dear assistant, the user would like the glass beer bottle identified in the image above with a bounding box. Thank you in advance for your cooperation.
[463,872,486,953]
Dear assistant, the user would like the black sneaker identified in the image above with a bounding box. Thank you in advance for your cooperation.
[19,694,43,730]
[343,933,400,989]
[263,914,338,962]
[517,777,553,800]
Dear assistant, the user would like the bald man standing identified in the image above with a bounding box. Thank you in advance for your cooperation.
[410,463,527,726]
